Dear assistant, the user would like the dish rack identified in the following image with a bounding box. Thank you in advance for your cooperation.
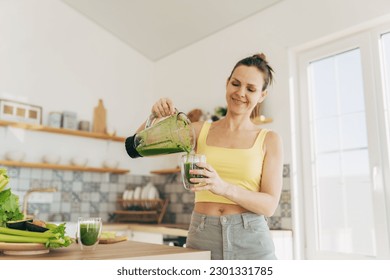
[113,199,169,224]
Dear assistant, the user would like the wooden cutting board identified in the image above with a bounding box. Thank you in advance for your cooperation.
[99,236,127,244]
[0,242,49,255]
[92,99,107,134]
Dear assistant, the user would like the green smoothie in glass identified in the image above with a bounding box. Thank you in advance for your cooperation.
[79,223,101,246]
[181,154,206,190]
[78,217,102,250]
[184,162,205,184]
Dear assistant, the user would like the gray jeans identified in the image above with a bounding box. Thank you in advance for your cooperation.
[186,211,277,260]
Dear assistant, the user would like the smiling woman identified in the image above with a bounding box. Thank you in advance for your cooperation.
[127,53,283,260]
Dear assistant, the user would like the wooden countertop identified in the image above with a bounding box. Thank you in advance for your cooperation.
[103,223,190,237]
[102,223,291,237]
[0,241,210,260]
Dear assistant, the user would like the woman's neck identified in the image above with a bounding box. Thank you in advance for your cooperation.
[218,113,254,131]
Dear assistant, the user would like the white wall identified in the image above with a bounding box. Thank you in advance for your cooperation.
[154,0,390,165]
[0,0,171,175]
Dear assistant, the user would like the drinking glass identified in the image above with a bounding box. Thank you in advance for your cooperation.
[180,154,207,190]
[77,217,102,250]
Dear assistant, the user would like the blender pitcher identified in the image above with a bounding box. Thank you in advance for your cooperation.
[125,111,195,158]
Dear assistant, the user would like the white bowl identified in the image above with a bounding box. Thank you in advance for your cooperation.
[102,159,119,169]
[5,151,25,162]
[70,157,88,167]
[42,154,61,164]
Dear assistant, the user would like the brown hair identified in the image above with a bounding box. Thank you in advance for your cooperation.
[228,53,274,92]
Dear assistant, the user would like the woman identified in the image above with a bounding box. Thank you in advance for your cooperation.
[143,53,283,260]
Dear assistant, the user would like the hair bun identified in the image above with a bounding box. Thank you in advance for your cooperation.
[259,53,267,61]
[253,53,268,63]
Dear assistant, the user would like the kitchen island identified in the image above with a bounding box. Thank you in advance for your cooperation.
[0,240,210,260]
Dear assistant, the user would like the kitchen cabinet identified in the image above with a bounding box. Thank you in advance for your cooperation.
[102,223,188,245]
[271,230,293,260]
[128,230,163,244]
[0,120,129,174]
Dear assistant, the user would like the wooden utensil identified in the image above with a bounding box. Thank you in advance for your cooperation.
[99,236,127,244]
[92,99,107,134]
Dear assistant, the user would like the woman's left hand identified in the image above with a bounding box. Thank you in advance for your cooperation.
[189,163,229,196]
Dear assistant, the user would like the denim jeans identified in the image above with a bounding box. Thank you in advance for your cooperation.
[186,211,277,260]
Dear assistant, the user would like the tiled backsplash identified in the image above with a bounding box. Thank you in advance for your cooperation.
[2,164,291,230]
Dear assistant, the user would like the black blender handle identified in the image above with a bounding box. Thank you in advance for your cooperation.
[125,134,141,158]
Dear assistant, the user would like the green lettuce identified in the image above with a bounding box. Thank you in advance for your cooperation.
[0,168,24,227]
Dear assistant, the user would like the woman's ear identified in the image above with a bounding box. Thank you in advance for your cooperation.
[260,90,268,99]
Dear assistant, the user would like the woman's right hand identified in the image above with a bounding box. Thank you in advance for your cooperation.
[152,98,175,118]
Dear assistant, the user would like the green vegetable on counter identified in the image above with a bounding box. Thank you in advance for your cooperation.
[0,223,73,248]
[0,168,24,227]
[0,168,72,248]
[0,189,24,227]
[0,168,10,192]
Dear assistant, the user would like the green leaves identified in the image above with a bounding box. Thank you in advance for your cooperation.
[0,188,24,227]
[0,168,24,227]
[0,168,72,248]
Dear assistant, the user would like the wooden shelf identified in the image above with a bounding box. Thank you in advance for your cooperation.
[150,167,181,175]
[0,120,126,142]
[0,160,129,174]
[114,210,158,215]
[114,199,169,224]
[252,117,273,125]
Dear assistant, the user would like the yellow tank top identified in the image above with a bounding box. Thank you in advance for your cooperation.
[195,122,269,204]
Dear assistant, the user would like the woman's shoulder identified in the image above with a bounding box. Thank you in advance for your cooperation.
[263,129,283,152]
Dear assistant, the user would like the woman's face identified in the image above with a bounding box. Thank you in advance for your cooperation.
[226,65,266,116]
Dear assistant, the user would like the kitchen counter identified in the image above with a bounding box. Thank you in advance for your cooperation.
[0,240,210,260]
[103,223,190,237]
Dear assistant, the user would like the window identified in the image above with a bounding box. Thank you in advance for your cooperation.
[296,27,390,259]
[309,49,375,256]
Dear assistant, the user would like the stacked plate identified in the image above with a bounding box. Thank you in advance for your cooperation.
[122,183,159,210]
[142,182,159,200]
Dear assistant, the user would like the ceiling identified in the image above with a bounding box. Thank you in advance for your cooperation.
[62,0,282,61]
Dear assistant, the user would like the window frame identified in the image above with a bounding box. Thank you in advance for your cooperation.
[290,23,390,259]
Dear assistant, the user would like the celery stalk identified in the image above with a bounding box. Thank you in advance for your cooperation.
[0,233,66,247]
[0,226,58,238]
[0,233,48,243]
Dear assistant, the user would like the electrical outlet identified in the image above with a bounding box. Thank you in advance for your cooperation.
[28,192,54,203]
